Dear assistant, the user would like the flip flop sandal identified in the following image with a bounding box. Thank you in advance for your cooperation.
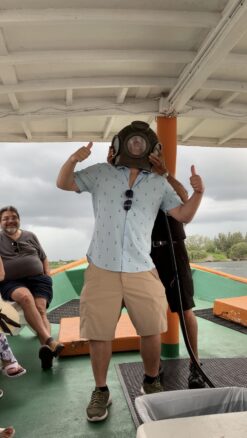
[39,345,54,370]
[1,362,26,379]
[0,426,15,438]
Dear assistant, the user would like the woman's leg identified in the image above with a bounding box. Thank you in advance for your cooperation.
[0,334,16,363]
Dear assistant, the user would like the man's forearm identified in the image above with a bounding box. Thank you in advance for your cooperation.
[169,191,203,223]
[167,174,189,203]
[57,142,92,191]
[56,157,77,190]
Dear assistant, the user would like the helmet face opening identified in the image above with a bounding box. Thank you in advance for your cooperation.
[126,135,148,157]
[111,121,162,171]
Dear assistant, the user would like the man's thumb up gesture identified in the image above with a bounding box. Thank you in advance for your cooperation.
[190,165,205,194]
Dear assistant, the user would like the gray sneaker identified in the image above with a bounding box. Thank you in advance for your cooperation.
[141,376,164,394]
[86,388,112,422]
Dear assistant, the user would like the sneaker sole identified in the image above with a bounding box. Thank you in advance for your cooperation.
[39,345,53,370]
[86,398,112,422]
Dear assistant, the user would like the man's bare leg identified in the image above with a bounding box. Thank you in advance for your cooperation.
[183,309,198,360]
[140,334,161,377]
[89,340,112,387]
[183,309,206,388]
[11,288,50,345]
[34,297,51,335]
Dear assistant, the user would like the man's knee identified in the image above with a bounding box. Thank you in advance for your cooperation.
[11,288,34,307]
[184,308,196,324]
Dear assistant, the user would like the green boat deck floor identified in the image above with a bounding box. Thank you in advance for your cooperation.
[1,299,247,437]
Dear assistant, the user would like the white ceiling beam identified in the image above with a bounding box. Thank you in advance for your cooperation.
[223,53,247,65]
[66,89,73,106]
[1,49,247,68]
[103,117,115,140]
[178,136,247,148]
[116,88,128,104]
[181,120,205,142]
[2,75,247,97]
[217,124,246,145]
[21,122,32,140]
[147,117,156,130]
[188,98,247,114]
[135,88,151,99]
[67,119,73,139]
[178,99,247,123]
[0,49,195,65]
[104,88,129,139]
[203,79,247,93]
[0,76,176,95]
[164,0,247,114]
[8,93,19,110]
[218,92,239,108]
[0,98,158,123]
[1,96,247,125]
[1,132,247,147]
[0,30,20,110]
[0,9,219,28]
[193,89,212,101]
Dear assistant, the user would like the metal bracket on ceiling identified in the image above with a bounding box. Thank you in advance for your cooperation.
[158,96,177,118]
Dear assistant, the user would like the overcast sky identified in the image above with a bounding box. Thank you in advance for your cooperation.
[0,141,246,260]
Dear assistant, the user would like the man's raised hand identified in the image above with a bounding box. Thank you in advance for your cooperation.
[71,142,93,164]
[149,153,167,175]
[190,165,205,194]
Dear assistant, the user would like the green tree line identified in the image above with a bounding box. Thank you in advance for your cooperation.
[185,232,247,262]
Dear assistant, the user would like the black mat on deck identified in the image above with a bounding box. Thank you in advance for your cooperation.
[116,358,247,428]
[194,308,247,335]
[48,299,79,324]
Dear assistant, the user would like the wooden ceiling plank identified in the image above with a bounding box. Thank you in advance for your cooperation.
[165,1,247,113]
[0,9,219,28]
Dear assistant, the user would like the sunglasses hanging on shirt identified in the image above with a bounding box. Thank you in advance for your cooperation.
[123,189,134,211]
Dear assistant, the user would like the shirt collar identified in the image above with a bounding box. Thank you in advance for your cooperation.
[116,165,151,174]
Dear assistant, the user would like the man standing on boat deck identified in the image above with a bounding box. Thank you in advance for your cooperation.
[0,206,64,370]
[56,121,204,422]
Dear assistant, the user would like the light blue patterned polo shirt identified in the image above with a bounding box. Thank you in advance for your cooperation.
[74,163,181,272]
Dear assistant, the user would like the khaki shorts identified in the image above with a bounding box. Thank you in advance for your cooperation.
[80,263,168,341]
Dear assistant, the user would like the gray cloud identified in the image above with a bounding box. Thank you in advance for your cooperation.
[176,146,247,201]
[1,142,246,259]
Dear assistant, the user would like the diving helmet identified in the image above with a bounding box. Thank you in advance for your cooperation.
[111,121,162,171]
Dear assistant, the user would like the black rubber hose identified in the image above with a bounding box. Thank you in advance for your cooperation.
[163,213,215,388]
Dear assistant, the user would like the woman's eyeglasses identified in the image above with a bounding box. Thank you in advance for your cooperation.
[124,189,134,211]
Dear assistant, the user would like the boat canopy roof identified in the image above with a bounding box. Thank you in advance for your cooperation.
[1,0,247,148]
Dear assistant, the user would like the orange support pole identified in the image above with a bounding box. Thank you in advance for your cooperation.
[157,116,180,358]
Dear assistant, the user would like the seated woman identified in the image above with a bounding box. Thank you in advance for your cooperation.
[0,427,15,438]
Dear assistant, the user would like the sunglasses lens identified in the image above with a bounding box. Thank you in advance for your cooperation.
[125,189,134,199]
[12,242,19,253]
[124,189,134,211]
[124,200,132,211]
